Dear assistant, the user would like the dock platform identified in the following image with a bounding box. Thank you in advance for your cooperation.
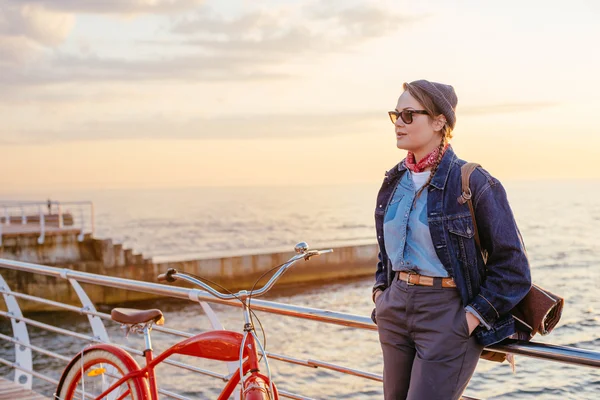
[0,224,80,236]
[0,378,48,399]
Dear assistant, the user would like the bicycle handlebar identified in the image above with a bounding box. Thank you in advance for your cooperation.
[157,269,177,283]
[157,243,333,300]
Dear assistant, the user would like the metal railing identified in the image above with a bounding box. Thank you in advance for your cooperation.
[0,200,95,245]
[0,258,599,400]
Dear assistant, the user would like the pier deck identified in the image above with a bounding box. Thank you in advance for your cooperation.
[0,378,48,399]
[0,224,80,236]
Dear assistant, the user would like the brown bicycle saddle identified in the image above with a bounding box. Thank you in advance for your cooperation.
[111,308,165,325]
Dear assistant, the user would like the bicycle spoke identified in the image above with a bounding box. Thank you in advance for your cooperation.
[70,362,134,399]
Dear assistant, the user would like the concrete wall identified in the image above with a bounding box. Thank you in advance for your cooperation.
[157,243,378,291]
[0,230,378,312]
[1,229,89,265]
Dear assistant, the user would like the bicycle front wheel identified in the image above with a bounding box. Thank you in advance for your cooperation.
[56,348,149,400]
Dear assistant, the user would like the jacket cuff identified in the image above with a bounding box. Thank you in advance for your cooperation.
[465,305,492,330]
[469,293,501,326]
[373,282,387,293]
[372,289,383,303]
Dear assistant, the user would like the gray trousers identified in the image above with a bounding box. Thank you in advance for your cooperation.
[376,275,484,400]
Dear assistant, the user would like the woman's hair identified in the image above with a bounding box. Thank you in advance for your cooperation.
[402,82,454,199]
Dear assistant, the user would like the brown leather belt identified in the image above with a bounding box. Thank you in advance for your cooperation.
[397,271,457,288]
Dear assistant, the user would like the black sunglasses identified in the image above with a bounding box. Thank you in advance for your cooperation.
[388,109,429,124]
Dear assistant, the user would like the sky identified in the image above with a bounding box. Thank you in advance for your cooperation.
[1,0,599,192]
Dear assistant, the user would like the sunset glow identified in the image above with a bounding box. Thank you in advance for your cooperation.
[2,0,599,192]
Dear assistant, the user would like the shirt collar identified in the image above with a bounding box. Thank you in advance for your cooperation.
[385,145,456,190]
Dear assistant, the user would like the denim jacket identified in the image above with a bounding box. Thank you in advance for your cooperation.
[373,146,532,346]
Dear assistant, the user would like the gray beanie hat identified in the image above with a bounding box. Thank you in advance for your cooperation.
[409,79,458,130]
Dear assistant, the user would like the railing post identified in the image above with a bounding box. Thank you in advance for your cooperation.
[60,270,110,343]
[78,207,85,242]
[20,205,26,225]
[91,202,95,237]
[57,203,63,229]
[3,206,9,226]
[37,206,45,245]
[0,275,33,389]
[195,297,239,389]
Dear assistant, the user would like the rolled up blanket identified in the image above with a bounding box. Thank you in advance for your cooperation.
[512,284,564,337]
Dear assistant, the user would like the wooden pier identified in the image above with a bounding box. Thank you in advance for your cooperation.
[0,378,48,399]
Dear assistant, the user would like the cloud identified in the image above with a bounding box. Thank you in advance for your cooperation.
[0,52,290,87]
[461,102,558,116]
[0,36,40,64]
[0,2,75,46]
[1,100,560,146]
[22,0,204,14]
[0,1,421,87]
[170,3,421,57]
[0,1,75,66]
[0,0,202,79]
[0,0,202,65]
[307,2,420,40]
[1,101,560,145]
[0,111,382,144]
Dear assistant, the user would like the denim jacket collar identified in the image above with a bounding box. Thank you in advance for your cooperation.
[430,145,457,190]
[384,145,457,190]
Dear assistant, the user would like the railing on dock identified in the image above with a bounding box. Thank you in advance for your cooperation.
[0,258,599,400]
[0,200,95,245]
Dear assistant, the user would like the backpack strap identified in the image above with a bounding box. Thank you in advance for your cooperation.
[458,162,486,263]
[459,162,509,365]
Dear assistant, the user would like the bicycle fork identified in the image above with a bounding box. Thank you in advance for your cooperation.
[239,295,276,400]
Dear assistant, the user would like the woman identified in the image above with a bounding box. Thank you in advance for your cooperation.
[371,79,532,400]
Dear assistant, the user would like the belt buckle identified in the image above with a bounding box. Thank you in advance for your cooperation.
[405,271,416,286]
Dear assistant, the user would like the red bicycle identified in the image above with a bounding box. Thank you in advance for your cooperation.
[55,242,332,400]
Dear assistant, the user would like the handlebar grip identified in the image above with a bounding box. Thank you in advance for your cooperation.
[158,268,177,283]
[303,249,333,260]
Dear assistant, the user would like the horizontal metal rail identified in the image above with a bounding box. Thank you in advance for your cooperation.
[0,289,192,339]
[0,332,72,363]
[277,391,315,400]
[0,356,59,385]
[1,257,599,400]
[0,259,376,330]
[491,340,600,368]
[2,258,599,369]
[307,359,382,382]
[0,289,379,382]
[0,310,230,381]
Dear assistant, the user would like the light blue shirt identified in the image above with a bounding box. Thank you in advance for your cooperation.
[382,166,490,329]
[383,169,449,277]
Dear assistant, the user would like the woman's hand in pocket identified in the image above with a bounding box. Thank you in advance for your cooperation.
[465,311,480,336]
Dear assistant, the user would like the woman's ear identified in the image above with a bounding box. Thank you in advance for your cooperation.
[432,115,447,131]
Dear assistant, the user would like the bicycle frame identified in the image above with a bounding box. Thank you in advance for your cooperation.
[79,328,275,400]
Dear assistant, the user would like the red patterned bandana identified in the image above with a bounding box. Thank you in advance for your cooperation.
[405,143,450,173]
